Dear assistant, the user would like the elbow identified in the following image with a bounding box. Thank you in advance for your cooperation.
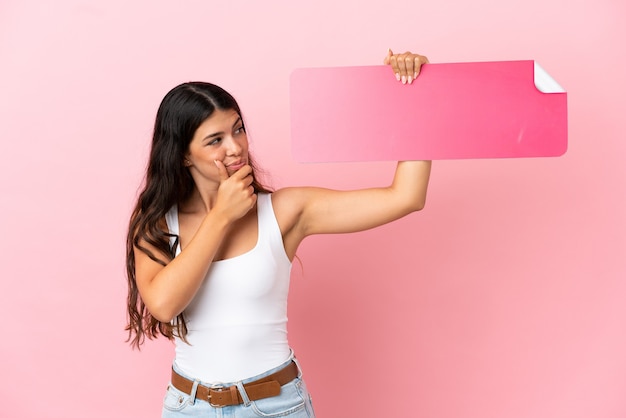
[139,280,188,323]
[147,300,179,324]
[392,194,427,219]
[413,200,426,212]
[406,194,427,213]
[152,311,175,324]
[150,309,174,324]
[409,201,426,213]
[395,199,426,219]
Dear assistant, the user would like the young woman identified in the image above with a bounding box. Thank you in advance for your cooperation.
[126,49,431,417]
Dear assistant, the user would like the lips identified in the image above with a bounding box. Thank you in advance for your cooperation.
[225,159,247,171]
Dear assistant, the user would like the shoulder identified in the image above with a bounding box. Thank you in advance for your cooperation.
[270,186,337,234]
[270,186,303,214]
[267,187,313,236]
[270,187,315,214]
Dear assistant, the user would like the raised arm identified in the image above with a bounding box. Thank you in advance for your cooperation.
[274,50,432,258]
[275,160,430,236]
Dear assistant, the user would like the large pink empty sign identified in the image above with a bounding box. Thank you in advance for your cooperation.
[290,61,567,162]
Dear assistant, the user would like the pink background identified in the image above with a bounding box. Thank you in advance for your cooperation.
[1,1,624,417]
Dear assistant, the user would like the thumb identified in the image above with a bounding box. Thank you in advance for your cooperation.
[214,160,229,182]
[383,48,393,65]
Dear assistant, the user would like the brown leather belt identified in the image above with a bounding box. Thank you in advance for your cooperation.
[170,361,299,407]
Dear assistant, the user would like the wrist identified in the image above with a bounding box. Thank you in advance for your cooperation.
[203,209,232,232]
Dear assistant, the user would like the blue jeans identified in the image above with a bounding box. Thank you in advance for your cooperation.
[162,355,316,417]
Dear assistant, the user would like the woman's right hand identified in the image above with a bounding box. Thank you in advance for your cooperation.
[213,161,257,223]
[384,49,429,85]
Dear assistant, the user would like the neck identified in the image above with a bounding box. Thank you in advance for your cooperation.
[181,185,218,214]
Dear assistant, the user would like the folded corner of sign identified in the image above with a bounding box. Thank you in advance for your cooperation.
[533,61,566,93]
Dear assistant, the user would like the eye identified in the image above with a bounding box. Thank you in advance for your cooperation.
[207,137,222,146]
[234,125,245,135]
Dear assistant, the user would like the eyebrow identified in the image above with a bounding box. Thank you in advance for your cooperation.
[202,116,243,142]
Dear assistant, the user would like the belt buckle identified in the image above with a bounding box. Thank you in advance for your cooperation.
[208,385,227,408]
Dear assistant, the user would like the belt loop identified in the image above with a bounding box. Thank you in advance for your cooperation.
[292,357,303,378]
[235,381,251,407]
[189,380,200,405]
[288,349,302,378]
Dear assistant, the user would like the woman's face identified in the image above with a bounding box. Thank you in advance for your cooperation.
[185,108,249,186]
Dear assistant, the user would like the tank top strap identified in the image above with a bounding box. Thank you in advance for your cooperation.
[256,193,290,263]
[256,193,279,242]
[256,193,270,235]
[164,204,181,256]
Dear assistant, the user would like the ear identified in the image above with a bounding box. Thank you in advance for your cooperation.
[183,153,193,167]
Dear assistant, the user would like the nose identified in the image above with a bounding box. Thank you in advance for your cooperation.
[224,135,243,156]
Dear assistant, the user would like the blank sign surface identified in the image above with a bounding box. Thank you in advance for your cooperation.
[290,61,567,162]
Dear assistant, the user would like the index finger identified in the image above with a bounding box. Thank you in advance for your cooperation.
[214,160,229,182]
[229,164,253,180]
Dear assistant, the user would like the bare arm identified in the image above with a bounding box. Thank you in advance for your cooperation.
[275,50,432,257]
[134,163,256,323]
[276,160,430,244]
[134,212,229,323]
[300,161,431,236]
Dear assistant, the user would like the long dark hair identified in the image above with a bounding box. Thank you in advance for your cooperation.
[126,82,271,349]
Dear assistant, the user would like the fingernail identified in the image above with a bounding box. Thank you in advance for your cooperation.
[408,75,413,84]
[401,75,407,84]
[395,73,401,81]
[414,71,418,79]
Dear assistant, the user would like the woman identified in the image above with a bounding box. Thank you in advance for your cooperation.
[126,49,431,417]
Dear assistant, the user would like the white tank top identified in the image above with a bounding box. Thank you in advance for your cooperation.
[165,193,292,383]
